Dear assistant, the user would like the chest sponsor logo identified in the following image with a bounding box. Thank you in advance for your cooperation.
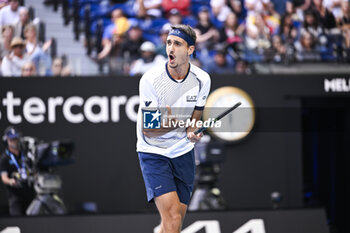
[186,95,197,102]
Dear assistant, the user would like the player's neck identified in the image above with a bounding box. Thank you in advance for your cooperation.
[167,62,190,80]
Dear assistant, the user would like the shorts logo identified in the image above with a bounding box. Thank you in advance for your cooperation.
[186,95,197,102]
[143,109,161,129]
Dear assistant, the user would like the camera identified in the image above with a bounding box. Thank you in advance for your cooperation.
[188,135,227,211]
[21,137,74,216]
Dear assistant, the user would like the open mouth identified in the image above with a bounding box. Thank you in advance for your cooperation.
[169,54,175,62]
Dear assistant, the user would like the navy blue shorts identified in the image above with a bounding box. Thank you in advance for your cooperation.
[138,150,195,205]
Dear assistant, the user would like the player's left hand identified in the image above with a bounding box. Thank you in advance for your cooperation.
[187,131,203,143]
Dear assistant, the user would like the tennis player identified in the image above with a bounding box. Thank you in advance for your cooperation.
[137,24,211,233]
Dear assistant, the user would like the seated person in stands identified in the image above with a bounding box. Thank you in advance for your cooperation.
[300,10,323,39]
[105,20,140,75]
[50,57,72,77]
[235,58,251,74]
[264,34,287,63]
[0,25,14,61]
[218,12,245,54]
[1,37,29,76]
[14,7,31,40]
[156,23,171,58]
[162,0,191,17]
[279,13,299,44]
[51,57,63,76]
[0,0,22,29]
[227,0,246,21]
[129,41,165,76]
[162,8,183,28]
[206,48,235,74]
[211,0,232,23]
[310,0,336,30]
[194,5,220,61]
[294,31,321,61]
[245,13,271,52]
[134,0,162,18]
[24,23,52,75]
[0,0,7,10]
[97,13,129,60]
[120,24,145,63]
[338,1,350,61]
[21,61,36,76]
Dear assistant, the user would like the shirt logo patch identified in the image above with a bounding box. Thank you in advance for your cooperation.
[186,95,197,102]
[143,109,161,129]
[145,101,152,107]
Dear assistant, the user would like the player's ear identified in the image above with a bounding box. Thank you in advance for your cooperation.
[188,45,195,56]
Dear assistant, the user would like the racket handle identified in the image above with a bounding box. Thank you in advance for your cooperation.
[193,127,206,135]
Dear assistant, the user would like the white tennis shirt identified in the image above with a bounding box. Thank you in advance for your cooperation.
[136,62,211,158]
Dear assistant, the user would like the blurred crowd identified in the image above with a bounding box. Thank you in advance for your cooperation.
[0,0,71,77]
[96,0,350,75]
[2,0,350,77]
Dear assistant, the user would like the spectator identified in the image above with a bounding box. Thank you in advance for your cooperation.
[51,57,63,76]
[120,24,145,62]
[311,0,337,30]
[323,0,343,20]
[211,0,232,22]
[129,41,165,76]
[1,37,28,76]
[288,0,312,19]
[21,61,36,76]
[207,49,235,74]
[24,23,52,75]
[227,0,246,20]
[338,0,350,25]
[14,7,32,40]
[245,13,271,51]
[107,23,144,74]
[97,15,129,60]
[0,25,14,60]
[0,0,22,28]
[285,1,304,22]
[245,0,273,15]
[294,31,321,61]
[0,0,8,10]
[264,34,287,62]
[162,0,191,17]
[219,12,245,53]
[338,1,350,60]
[279,13,299,44]
[194,6,220,52]
[60,65,72,76]
[166,8,183,25]
[300,10,323,38]
[235,58,251,73]
[100,9,124,44]
[134,0,162,18]
[156,23,171,58]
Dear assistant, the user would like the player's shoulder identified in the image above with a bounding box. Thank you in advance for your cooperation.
[190,63,211,82]
[140,62,166,84]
